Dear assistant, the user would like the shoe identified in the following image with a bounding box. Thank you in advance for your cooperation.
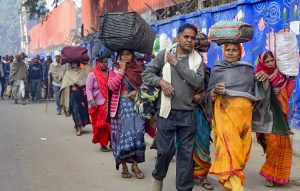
[199,177,214,190]
[56,112,61,115]
[151,178,163,191]
[100,146,110,152]
[14,99,18,104]
[265,179,275,187]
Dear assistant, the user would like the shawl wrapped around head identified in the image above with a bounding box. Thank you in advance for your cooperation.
[60,68,87,116]
[252,51,290,135]
[256,51,287,88]
[124,60,144,90]
[93,60,108,101]
[48,61,66,84]
[206,60,264,119]
[207,60,261,100]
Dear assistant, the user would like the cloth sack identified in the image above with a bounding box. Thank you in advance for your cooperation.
[99,12,155,54]
[268,31,299,76]
[61,46,90,64]
[196,32,210,52]
[208,20,254,45]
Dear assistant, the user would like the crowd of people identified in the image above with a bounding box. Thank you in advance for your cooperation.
[0,23,296,191]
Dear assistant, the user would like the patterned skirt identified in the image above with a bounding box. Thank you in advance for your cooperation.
[70,89,91,128]
[260,134,292,184]
[193,106,212,178]
[111,97,145,170]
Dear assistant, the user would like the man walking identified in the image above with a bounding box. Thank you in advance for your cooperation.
[43,54,52,99]
[0,56,5,99]
[142,23,205,191]
[9,54,28,104]
[28,55,43,103]
[48,51,66,115]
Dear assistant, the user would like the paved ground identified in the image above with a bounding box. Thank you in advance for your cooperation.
[0,99,300,191]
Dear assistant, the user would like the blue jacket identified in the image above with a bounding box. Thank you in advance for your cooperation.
[29,63,43,80]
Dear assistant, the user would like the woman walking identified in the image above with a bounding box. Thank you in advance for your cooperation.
[108,49,145,179]
[254,51,293,187]
[193,68,213,190]
[207,43,268,191]
[60,61,90,136]
[86,57,111,152]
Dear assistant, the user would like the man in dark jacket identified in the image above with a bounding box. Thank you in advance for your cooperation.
[28,55,43,103]
[1,55,10,99]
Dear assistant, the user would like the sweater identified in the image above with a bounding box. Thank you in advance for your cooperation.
[142,49,205,111]
[107,69,125,117]
[86,72,106,105]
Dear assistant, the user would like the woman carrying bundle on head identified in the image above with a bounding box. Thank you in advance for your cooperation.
[207,43,269,191]
[108,49,146,179]
[60,60,90,136]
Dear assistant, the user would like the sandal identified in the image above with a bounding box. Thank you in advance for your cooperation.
[199,177,214,190]
[131,164,145,179]
[75,126,82,136]
[100,146,110,152]
[264,179,275,187]
[121,167,132,178]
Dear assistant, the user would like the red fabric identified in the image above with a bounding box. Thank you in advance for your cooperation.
[88,60,110,146]
[107,70,125,117]
[256,51,287,88]
[89,105,110,146]
[145,118,157,138]
[93,60,108,101]
[124,60,144,90]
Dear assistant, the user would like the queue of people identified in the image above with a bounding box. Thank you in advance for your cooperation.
[0,22,297,191]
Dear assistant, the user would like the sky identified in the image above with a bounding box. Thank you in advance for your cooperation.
[46,0,81,10]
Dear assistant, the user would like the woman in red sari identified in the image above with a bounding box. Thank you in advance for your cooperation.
[86,57,111,152]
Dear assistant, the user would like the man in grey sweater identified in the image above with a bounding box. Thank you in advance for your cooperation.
[142,24,205,191]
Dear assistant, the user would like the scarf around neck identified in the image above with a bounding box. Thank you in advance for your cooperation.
[160,44,202,118]
[124,60,144,90]
[207,60,259,101]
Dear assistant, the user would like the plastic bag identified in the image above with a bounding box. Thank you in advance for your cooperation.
[269,31,299,76]
[6,85,12,97]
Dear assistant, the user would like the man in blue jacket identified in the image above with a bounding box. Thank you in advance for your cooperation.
[28,55,43,103]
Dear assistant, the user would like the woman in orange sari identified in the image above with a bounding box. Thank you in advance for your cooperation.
[207,43,268,191]
[255,51,294,187]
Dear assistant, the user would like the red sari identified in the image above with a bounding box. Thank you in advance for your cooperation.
[88,60,110,146]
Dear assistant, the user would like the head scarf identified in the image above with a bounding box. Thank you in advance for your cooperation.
[124,59,144,90]
[119,50,144,90]
[256,51,287,88]
[93,60,108,101]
